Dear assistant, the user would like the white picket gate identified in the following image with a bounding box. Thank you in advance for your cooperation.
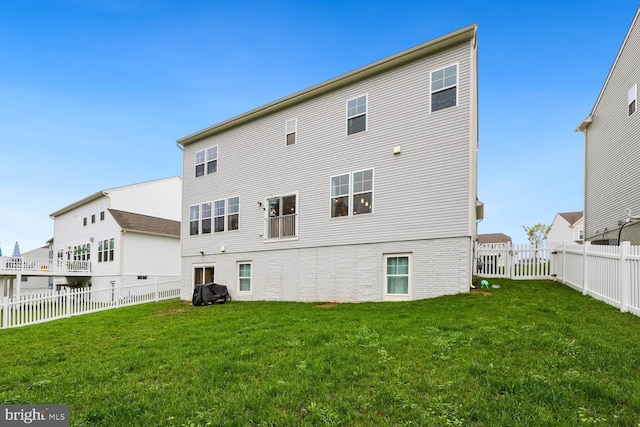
[1,279,181,329]
[474,242,551,280]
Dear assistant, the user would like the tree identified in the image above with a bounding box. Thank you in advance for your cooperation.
[522,223,551,248]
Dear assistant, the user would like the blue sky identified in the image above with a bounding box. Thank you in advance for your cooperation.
[0,0,638,253]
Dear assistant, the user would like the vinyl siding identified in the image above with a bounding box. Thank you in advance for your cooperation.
[584,11,640,242]
[181,40,476,257]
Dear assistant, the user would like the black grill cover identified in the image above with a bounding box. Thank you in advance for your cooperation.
[192,283,231,306]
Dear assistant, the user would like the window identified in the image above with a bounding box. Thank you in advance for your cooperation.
[100,211,105,221]
[286,118,297,145]
[214,199,226,232]
[83,217,87,226]
[206,146,218,174]
[266,194,297,239]
[91,214,95,224]
[629,84,637,116]
[201,202,212,234]
[347,95,367,135]
[195,146,218,177]
[98,238,114,263]
[195,150,205,177]
[330,169,374,217]
[238,262,252,292]
[431,64,458,112]
[385,255,410,295]
[579,229,584,240]
[189,205,200,236]
[352,169,373,215]
[331,174,350,218]
[228,196,239,231]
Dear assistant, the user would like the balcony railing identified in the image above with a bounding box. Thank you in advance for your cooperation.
[266,214,297,240]
[0,257,91,275]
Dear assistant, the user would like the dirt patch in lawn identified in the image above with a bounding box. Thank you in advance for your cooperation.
[315,302,339,308]
[470,289,491,296]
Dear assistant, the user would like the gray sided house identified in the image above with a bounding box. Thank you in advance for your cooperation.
[178,25,480,302]
[578,7,640,244]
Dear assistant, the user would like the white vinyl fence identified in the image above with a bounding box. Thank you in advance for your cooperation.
[474,243,551,280]
[1,279,181,329]
[553,241,640,316]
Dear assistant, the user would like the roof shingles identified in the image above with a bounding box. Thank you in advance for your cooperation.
[109,209,180,237]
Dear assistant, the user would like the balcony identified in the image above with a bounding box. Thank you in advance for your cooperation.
[266,214,297,240]
[0,257,91,276]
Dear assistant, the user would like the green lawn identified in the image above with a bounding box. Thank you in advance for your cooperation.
[2,279,640,426]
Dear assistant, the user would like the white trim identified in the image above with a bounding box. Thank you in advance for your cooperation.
[383,253,412,301]
[429,62,459,113]
[285,118,297,145]
[192,263,215,291]
[346,94,368,135]
[214,198,225,233]
[237,261,252,293]
[330,168,374,218]
[227,195,240,232]
[263,191,300,242]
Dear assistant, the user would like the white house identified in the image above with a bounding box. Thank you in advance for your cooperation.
[177,25,480,302]
[547,211,584,248]
[577,6,640,244]
[48,177,182,290]
[17,243,53,294]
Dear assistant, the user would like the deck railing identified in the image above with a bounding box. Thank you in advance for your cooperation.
[0,257,91,275]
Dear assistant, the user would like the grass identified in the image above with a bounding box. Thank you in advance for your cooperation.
[2,278,640,426]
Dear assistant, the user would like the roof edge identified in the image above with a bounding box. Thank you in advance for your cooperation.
[49,191,106,218]
[177,24,477,146]
[578,6,640,128]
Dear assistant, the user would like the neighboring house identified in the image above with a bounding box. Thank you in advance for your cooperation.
[577,6,640,244]
[49,177,182,290]
[17,243,53,294]
[177,25,480,302]
[478,233,512,245]
[547,211,584,248]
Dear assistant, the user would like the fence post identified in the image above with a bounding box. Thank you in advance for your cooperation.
[155,279,159,302]
[620,241,630,313]
[2,296,8,329]
[65,287,71,318]
[582,241,590,295]
[115,281,121,308]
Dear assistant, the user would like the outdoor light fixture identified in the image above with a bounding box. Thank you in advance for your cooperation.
[220,246,226,253]
[200,251,204,256]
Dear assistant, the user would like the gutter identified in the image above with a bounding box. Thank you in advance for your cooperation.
[177,24,477,147]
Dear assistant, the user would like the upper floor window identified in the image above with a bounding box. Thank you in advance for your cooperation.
[98,238,114,263]
[195,146,218,177]
[629,84,637,116]
[266,194,297,239]
[431,64,457,112]
[347,95,367,135]
[214,199,225,233]
[189,205,199,236]
[286,118,297,145]
[228,196,239,231]
[330,169,374,218]
[201,202,212,234]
